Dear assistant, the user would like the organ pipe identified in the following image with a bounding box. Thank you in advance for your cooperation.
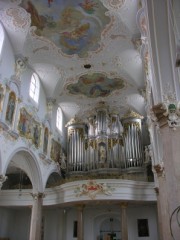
[66,105,146,174]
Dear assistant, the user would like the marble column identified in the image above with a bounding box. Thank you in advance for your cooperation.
[29,193,44,240]
[62,209,67,240]
[153,167,171,240]
[152,104,180,240]
[120,202,128,240]
[77,204,84,240]
[0,175,7,189]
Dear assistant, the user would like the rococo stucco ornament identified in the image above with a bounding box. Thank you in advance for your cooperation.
[163,102,180,130]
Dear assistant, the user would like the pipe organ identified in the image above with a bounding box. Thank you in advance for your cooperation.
[66,103,146,175]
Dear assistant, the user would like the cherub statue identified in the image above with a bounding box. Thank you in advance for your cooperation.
[15,57,28,79]
[163,103,180,130]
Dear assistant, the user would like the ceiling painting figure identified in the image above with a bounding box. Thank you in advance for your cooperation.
[66,73,125,98]
[21,0,111,57]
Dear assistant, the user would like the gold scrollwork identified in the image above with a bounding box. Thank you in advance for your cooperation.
[123,122,140,134]
[89,139,97,149]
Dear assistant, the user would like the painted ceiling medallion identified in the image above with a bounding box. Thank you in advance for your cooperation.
[20,0,111,57]
[66,73,125,98]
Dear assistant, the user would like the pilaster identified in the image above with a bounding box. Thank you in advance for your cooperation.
[146,0,180,104]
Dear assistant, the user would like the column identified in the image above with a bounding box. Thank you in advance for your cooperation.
[29,193,44,240]
[153,167,170,240]
[152,105,180,240]
[120,202,128,240]
[0,175,7,189]
[57,209,67,240]
[61,209,67,240]
[77,204,84,240]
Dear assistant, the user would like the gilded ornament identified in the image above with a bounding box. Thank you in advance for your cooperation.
[121,109,144,120]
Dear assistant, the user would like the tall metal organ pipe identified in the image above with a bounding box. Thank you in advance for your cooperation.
[121,112,144,168]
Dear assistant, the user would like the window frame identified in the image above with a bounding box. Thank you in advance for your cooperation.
[56,107,63,132]
[29,72,40,105]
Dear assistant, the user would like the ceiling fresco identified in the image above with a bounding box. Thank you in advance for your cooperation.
[66,73,125,98]
[0,0,146,122]
[20,0,111,57]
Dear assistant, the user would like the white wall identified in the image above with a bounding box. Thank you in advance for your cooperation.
[127,205,158,240]
[0,207,31,240]
[57,204,158,240]
[0,200,158,240]
[43,209,63,240]
[0,208,11,238]
[0,26,15,80]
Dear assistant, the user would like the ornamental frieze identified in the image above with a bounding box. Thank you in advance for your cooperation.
[74,180,114,199]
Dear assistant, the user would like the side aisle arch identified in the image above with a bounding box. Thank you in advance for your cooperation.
[4,147,44,193]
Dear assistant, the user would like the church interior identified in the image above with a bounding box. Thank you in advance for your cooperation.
[0,0,180,239]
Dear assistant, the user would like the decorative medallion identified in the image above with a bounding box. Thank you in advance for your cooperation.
[66,73,125,98]
[20,0,111,57]
[75,180,113,199]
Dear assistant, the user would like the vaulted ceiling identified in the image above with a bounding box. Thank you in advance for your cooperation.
[0,0,147,123]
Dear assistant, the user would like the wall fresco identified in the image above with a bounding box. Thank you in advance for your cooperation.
[43,127,49,154]
[21,0,110,57]
[18,108,41,148]
[6,91,16,125]
[66,73,125,98]
[50,139,61,162]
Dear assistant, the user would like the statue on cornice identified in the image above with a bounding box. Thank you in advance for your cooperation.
[163,103,180,130]
[15,57,28,79]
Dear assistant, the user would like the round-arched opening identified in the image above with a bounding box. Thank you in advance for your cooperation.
[46,172,62,188]
[2,166,32,190]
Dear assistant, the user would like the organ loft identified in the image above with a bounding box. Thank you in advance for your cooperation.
[64,102,152,181]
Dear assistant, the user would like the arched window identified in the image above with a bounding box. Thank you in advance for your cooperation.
[29,73,40,104]
[0,24,5,57]
[56,107,62,132]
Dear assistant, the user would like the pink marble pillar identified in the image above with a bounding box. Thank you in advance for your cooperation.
[152,105,180,240]
[77,204,84,240]
[160,127,180,240]
[121,202,128,240]
[29,193,44,240]
[153,168,171,240]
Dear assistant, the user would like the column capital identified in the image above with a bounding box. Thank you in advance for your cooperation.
[120,202,128,208]
[31,192,45,200]
[76,204,85,211]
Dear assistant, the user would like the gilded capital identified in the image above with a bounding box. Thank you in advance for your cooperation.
[31,192,45,200]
